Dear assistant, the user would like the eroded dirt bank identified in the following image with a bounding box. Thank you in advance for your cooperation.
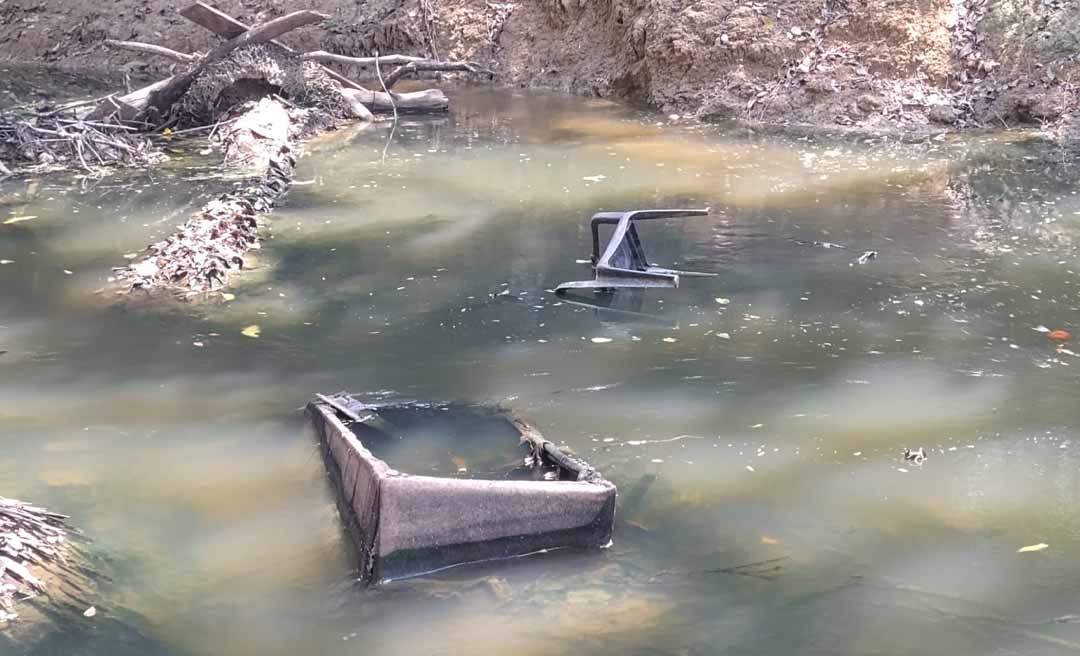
[0,0,1076,137]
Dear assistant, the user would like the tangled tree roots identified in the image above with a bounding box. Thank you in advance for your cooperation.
[0,497,71,623]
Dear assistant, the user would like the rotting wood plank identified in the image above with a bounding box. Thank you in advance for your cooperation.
[179,2,247,39]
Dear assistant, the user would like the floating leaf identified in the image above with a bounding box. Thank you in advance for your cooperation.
[1017,543,1049,553]
[3,215,37,225]
[1048,329,1071,341]
[241,325,261,338]
[83,606,97,618]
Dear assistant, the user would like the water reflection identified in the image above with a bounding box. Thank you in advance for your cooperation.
[2,86,1080,655]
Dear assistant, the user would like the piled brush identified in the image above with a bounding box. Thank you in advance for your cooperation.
[0,497,71,623]
[113,132,296,295]
[175,43,361,128]
[0,112,162,174]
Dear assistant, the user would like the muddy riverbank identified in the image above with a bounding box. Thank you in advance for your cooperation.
[1,0,1076,139]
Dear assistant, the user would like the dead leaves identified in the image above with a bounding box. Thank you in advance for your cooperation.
[1017,543,1049,554]
[240,324,261,338]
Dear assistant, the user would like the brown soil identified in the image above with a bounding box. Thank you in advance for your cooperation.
[0,0,1076,137]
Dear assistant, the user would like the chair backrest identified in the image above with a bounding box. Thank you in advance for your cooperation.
[591,209,709,272]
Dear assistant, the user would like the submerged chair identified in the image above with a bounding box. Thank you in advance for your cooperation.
[555,209,716,293]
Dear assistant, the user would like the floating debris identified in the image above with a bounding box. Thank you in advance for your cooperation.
[0,496,72,623]
[903,447,926,464]
[855,250,878,264]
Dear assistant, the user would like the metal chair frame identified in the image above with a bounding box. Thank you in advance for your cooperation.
[555,209,715,293]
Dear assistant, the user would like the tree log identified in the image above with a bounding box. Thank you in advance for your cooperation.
[87,77,174,122]
[104,40,197,63]
[221,97,291,170]
[340,87,449,113]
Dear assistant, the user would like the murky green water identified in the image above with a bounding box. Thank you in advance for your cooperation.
[3,86,1080,655]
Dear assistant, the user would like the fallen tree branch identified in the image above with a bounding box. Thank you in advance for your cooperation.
[303,50,492,89]
[138,10,329,123]
[300,51,429,68]
[384,60,493,88]
[104,39,197,63]
[180,2,370,95]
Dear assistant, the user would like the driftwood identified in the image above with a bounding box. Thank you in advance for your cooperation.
[182,5,459,111]
[139,10,329,123]
[301,51,431,68]
[342,87,449,113]
[302,51,493,90]
[179,1,364,94]
[383,60,492,88]
[87,77,174,122]
[104,39,197,63]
